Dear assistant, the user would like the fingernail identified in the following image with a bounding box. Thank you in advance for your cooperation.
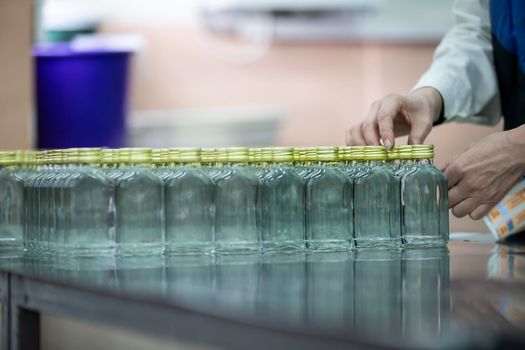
[384,139,392,149]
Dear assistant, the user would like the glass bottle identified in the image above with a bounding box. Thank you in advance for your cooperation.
[214,147,260,253]
[306,147,352,251]
[295,147,317,181]
[0,151,25,253]
[339,146,366,180]
[386,146,401,172]
[27,150,54,254]
[354,146,401,248]
[261,147,305,252]
[163,148,214,255]
[59,148,114,256]
[249,148,272,239]
[112,148,165,256]
[401,145,447,247]
[46,149,68,254]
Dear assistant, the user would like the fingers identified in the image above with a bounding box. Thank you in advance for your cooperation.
[451,197,477,218]
[345,124,367,146]
[469,204,494,220]
[448,185,464,208]
[361,102,381,145]
[444,162,462,189]
[407,120,431,145]
[376,98,400,149]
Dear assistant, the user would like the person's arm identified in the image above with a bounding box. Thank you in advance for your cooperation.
[413,0,500,126]
[346,0,500,148]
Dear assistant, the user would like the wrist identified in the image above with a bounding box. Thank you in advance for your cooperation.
[506,125,525,172]
[411,87,443,123]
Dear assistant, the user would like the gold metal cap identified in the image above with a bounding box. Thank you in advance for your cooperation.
[271,147,294,162]
[363,146,387,160]
[316,146,339,162]
[411,144,434,159]
[386,146,400,160]
[226,147,250,163]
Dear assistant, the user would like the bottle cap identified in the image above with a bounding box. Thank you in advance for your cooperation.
[226,147,249,163]
[338,146,365,161]
[398,145,413,160]
[101,149,118,164]
[302,147,317,162]
[152,148,168,164]
[316,146,339,162]
[270,147,294,162]
[118,148,152,164]
[411,144,434,159]
[249,148,271,163]
[179,147,201,163]
[387,146,400,160]
[0,151,17,166]
[363,146,387,160]
[200,148,219,163]
[66,148,101,164]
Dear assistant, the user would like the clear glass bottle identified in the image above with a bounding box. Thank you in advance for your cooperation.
[27,150,55,254]
[386,146,401,172]
[0,151,26,253]
[295,147,317,181]
[354,146,401,248]
[162,148,214,255]
[306,147,352,251]
[59,148,115,256]
[214,147,260,253]
[261,147,305,252]
[249,148,272,240]
[111,148,165,256]
[339,146,366,180]
[401,145,447,247]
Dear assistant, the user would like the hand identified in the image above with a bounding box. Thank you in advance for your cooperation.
[346,87,443,148]
[443,126,525,220]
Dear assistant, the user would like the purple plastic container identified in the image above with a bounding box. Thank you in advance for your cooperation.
[34,42,132,149]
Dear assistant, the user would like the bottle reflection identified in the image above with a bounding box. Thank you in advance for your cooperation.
[17,247,451,342]
[258,253,307,324]
[402,248,450,339]
[354,249,403,337]
[306,252,354,328]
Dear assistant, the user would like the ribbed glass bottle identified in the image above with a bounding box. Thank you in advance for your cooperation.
[306,147,352,251]
[214,147,260,253]
[110,148,165,256]
[0,151,26,253]
[59,148,114,256]
[353,146,401,248]
[401,145,448,247]
[261,147,305,252]
[163,148,214,255]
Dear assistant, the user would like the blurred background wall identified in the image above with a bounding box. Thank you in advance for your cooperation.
[0,0,33,150]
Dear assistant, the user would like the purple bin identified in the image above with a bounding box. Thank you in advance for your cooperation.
[34,42,132,149]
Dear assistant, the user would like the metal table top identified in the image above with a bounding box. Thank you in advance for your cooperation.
[1,233,524,350]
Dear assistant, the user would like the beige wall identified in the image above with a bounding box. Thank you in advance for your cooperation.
[104,25,499,232]
[0,0,33,150]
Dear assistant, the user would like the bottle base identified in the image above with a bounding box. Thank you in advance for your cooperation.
[402,236,447,248]
[306,239,351,252]
[59,243,116,257]
[262,240,305,253]
[215,241,260,255]
[167,242,213,255]
[354,237,402,249]
[117,242,165,256]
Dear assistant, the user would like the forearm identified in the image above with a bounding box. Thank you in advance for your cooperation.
[506,124,525,173]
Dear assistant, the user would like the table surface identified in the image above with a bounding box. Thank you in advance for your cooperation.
[1,233,525,350]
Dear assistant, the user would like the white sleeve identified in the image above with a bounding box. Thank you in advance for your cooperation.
[413,0,501,125]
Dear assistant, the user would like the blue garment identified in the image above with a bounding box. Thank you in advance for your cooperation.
[490,0,525,130]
